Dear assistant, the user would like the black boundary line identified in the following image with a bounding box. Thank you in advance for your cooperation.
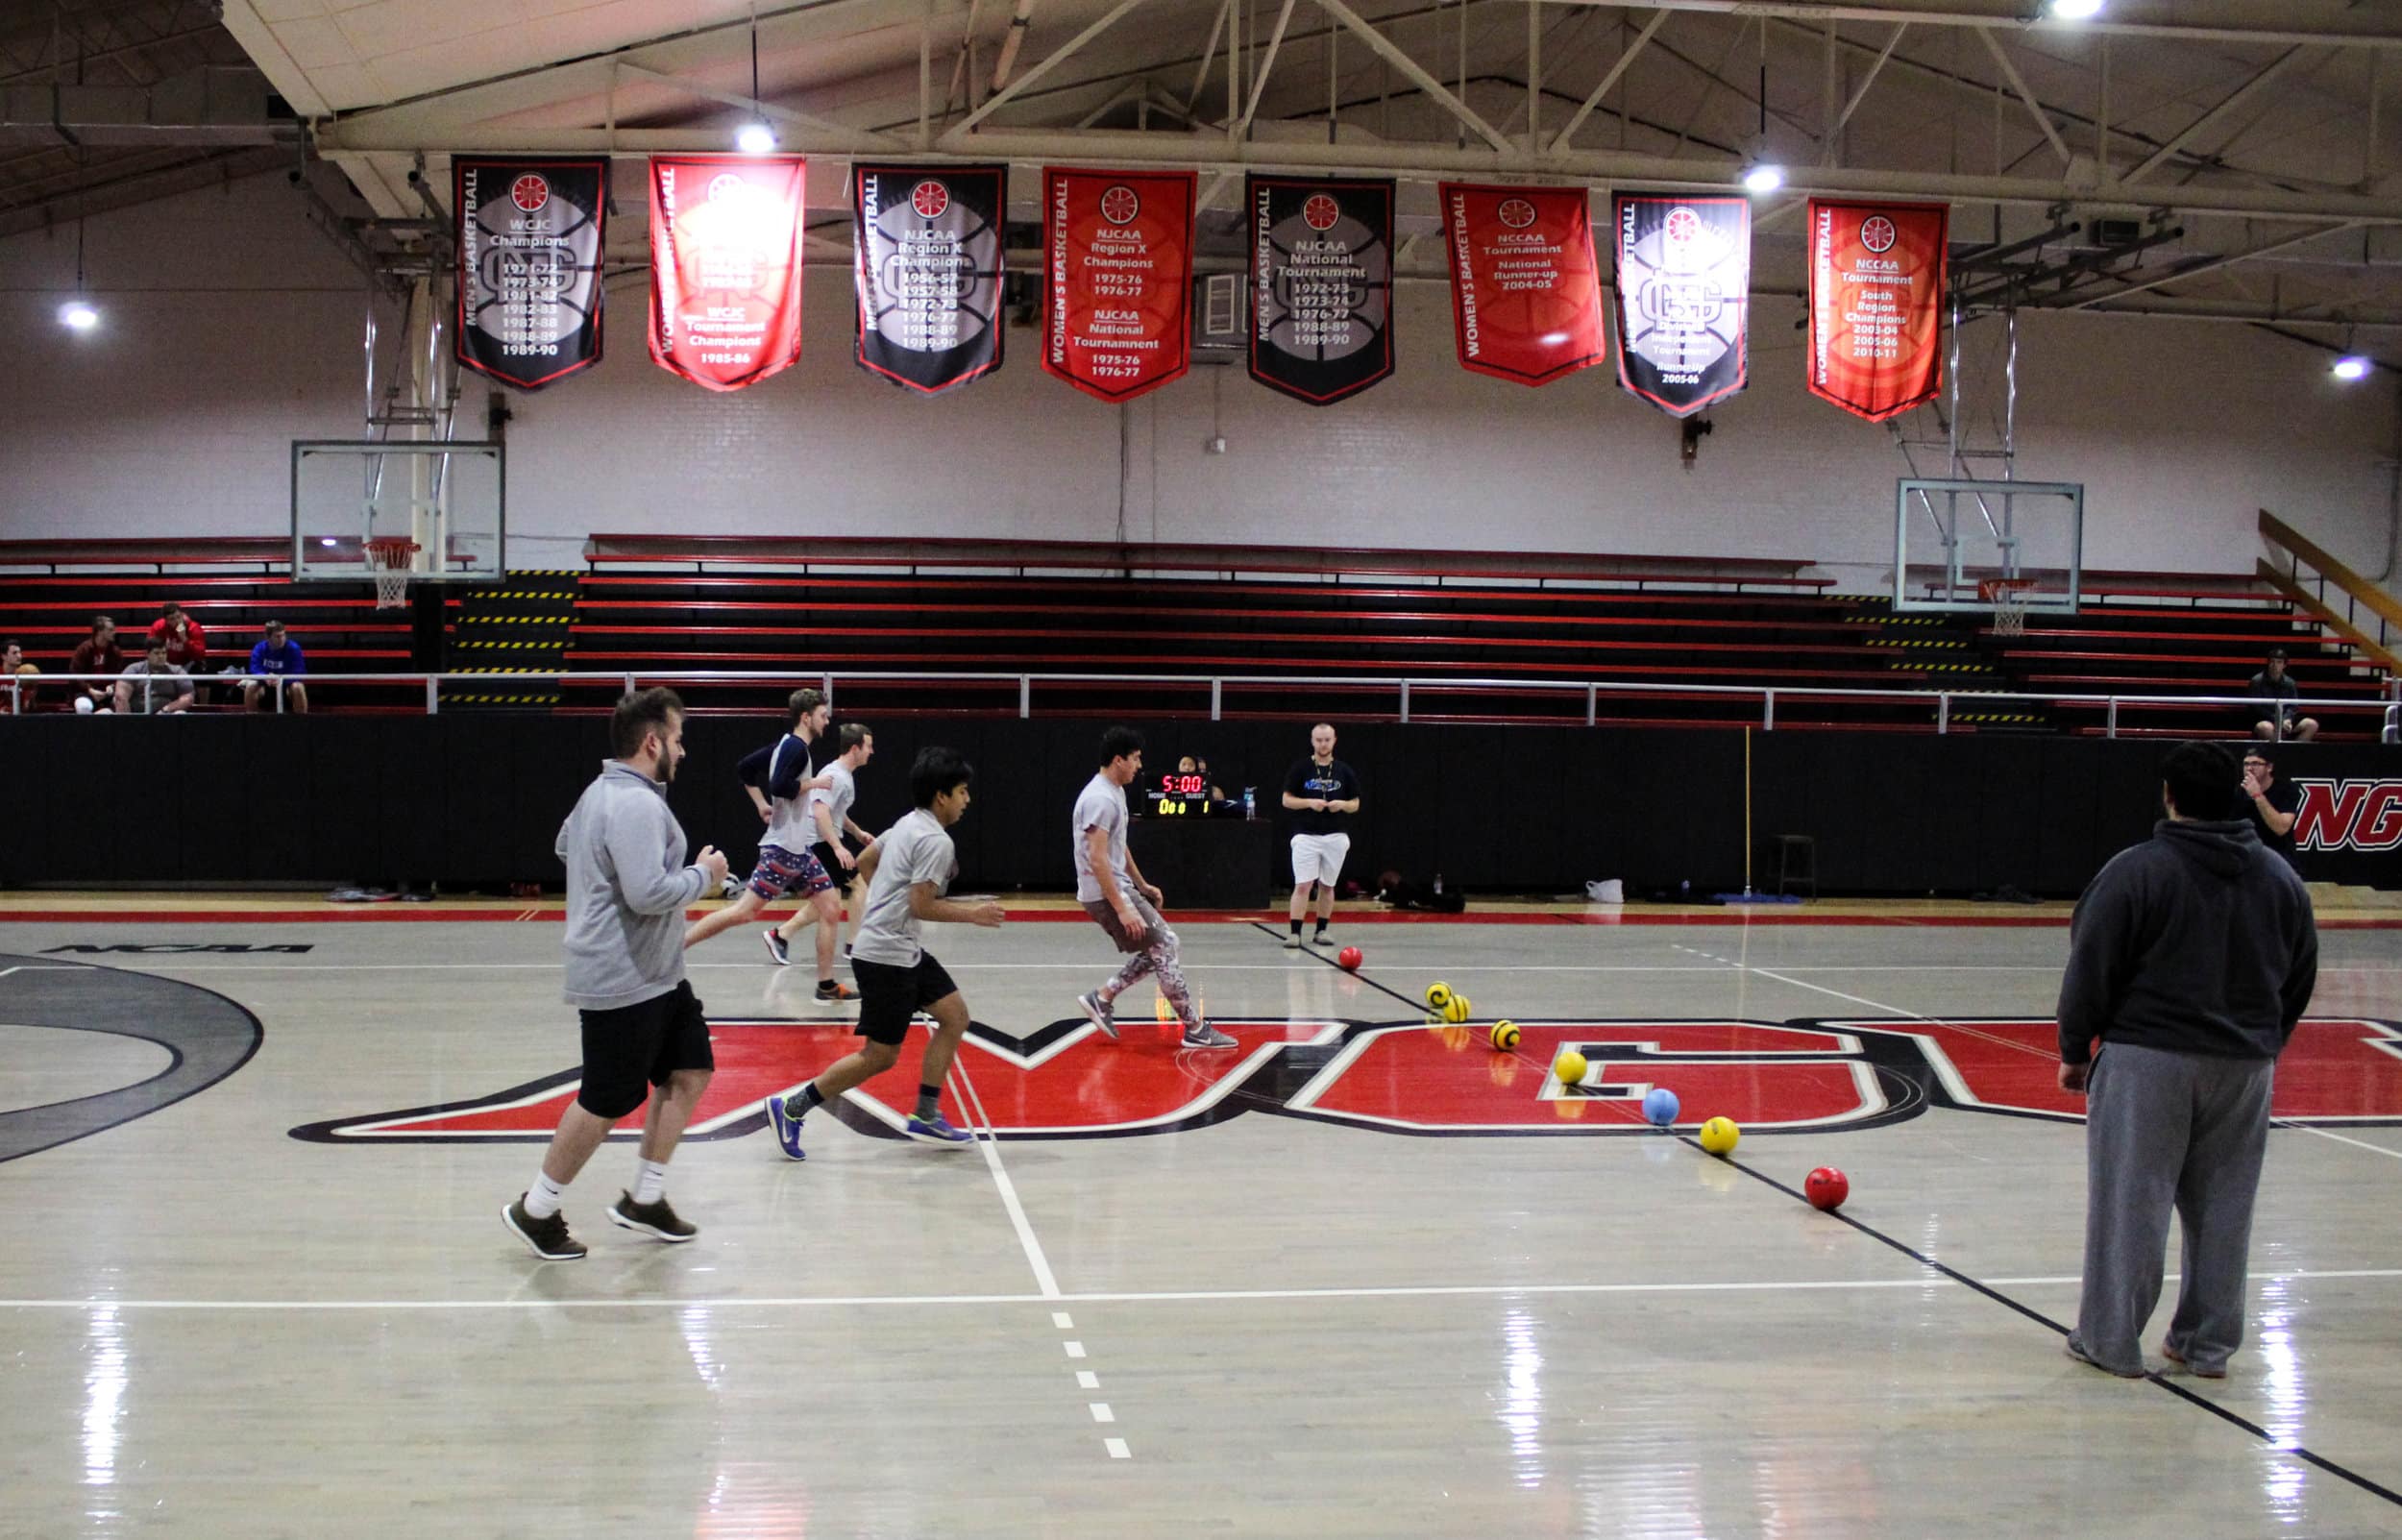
[1248,924,2402,1509]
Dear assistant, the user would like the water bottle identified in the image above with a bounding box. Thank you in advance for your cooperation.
[1433,872,1444,895]
[1243,787,1256,819]
[1680,880,1691,902]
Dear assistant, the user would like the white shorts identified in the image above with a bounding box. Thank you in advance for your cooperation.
[1289,832,1352,887]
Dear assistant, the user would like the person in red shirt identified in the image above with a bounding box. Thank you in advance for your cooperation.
[68,615,123,714]
[148,602,207,672]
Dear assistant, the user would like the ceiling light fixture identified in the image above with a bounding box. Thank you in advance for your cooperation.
[2332,354,2373,381]
[60,217,99,332]
[736,1,775,155]
[2047,0,2103,19]
[1742,164,1786,194]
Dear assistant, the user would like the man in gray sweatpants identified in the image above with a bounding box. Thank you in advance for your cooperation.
[2057,740,2317,1378]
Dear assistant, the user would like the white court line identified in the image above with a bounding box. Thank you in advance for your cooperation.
[1051,1311,1073,1330]
[7,1269,2398,1311]
[949,1055,1062,1299]
[1077,1371,1100,1389]
[1103,1437,1131,1459]
[1707,958,2402,1165]
[1090,1403,1115,1424]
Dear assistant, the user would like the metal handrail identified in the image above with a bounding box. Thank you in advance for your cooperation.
[11,669,2397,738]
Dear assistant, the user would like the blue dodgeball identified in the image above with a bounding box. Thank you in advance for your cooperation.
[1642,1088,1680,1127]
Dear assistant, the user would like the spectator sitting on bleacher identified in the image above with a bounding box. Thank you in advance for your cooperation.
[242,620,308,714]
[5,638,35,712]
[2244,647,2318,743]
[149,602,207,673]
[68,615,123,714]
[115,641,194,716]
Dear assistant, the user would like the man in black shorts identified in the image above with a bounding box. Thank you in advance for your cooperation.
[503,688,730,1260]
[766,746,1003,1158]
[2242,748,2302,868]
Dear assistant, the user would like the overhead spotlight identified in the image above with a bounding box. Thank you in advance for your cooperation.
[58,300,99,331]
[2332,354,2373,381]
[1741,164,1785,195]
[2047,0,2103,18]
[736,122,777,155]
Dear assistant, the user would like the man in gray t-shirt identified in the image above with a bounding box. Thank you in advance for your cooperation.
[1070,726,1235,1050]
[114,643,193,716]
[768,746,1004,1159]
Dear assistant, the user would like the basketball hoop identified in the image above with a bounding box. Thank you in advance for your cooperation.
[363,536,422,611]
[1979,577,2038,639]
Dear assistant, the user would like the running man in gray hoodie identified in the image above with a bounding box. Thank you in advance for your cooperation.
[503,688,730,1261]
[2057,739,2317,1379]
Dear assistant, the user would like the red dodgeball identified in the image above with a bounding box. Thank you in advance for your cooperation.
[1804,1166,1850,1211]
[1337,946,1362,971]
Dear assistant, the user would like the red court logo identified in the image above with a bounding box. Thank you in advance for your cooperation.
[289,1015,2402,1145]
[2294,778,2402,852]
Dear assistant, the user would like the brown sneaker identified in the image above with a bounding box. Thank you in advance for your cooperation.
[606,1190,699,1242]
[502,1196,587,1260]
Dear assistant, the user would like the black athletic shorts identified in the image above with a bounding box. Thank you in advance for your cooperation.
[852,953,958,1046]
[576,980,713,1118]
[812,841,855,886]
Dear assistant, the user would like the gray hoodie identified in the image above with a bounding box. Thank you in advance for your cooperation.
[555,760,712,1011]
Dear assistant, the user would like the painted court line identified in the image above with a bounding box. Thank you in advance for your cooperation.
[1103,1437,1131,1459]
[948,1057,1062,1299]
[8,1269,2398,1311]
[1077,1371,1100,1389]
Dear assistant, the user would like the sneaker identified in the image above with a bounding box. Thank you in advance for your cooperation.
[1076,990,1120,1041]
[1181,1023,1239,1049]
[2161,1338,2226,1379]
[762,928,790,966]
[1312,930,1336,947]
[903,1112,974,1145]
[1282,933,1303,950]
[607,1190,699,1242]
[502,1196,587,1260]
[815,979,858,1002]
[2062,1333,2145,1379]
[766,1091,810,1161]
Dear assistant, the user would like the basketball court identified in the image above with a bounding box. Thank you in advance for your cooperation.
[4,898,2399,1537]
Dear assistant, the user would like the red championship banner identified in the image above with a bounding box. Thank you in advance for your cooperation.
[647,155,806,391]
[1041,167,1196,402]
[1806,199,1947,422]
[1438,183,1606,386]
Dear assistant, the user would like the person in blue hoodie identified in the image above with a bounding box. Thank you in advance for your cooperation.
[2057,740,2317,1380]
[503,688,729,1261]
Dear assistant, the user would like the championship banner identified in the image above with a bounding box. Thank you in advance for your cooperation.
[454,156,607,390]
[1248,175,1395,405]
[1806,198,1948,423]
[1042,167,1196,403]
[647,156,806,392]
[1610,192,1750,418]
[852,163,1008,396]
[1438,182,1606,386]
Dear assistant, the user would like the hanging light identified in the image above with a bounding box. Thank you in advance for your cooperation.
[1741,164,1786,194]
[60,217,99,332]
[2332,354,2373,381]
[2048,0,2103,19]
[736,122,777,154]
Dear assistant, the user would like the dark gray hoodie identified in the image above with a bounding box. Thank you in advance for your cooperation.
[2056,818,2317,1065]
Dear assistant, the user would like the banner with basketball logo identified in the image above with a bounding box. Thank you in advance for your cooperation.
[1609,192,1750,418]
[454,156,607,390]
[1438,182,1605,386]
[1248,175,1396,405]
[1041,167,1196,403]
[1806,198,1948,423]
[851,163,1008,396]
[646,156,806,392]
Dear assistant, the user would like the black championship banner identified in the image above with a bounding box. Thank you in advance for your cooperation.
[454,157,607,390]
[1248,175,1395,405]
[852,163,1007,396]
[1610,192,1750,418]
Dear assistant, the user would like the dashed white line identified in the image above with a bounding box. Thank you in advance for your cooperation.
[1104,1437,1131,1459]
[1077,1371,1100,1389]
[1051,1311,1074,1330]
[1090,1403,1115,1424]
[1064,1340,1087,1358]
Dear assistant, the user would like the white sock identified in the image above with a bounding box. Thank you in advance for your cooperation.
[633,1159,669,1205]
[524,1172,566,1219]
[1095,981,1119,1005]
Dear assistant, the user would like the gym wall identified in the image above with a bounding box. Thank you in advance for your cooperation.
[3,170,2396,582]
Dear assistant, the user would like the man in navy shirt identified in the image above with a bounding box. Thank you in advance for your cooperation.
[242,621,308,713]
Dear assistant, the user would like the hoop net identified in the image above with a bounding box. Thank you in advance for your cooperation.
[1979,577,2038,639]
[363,536,422,611]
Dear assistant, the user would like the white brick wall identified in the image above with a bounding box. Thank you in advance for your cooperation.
[5,172,2396,585]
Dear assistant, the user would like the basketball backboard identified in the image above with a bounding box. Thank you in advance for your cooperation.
[290,440,504,583]
[1893,477,2082,614]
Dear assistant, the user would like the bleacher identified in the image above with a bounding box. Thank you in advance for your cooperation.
[4,535,2390,735]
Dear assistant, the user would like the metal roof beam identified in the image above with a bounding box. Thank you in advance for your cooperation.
[1537,2,2402,52]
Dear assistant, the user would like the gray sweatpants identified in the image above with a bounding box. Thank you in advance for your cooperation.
[2075,1040,2275,1375]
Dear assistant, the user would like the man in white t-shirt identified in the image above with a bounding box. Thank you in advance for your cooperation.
[769,721,877,973]
[765,746,1003,1158]
[1070,726,1236,1050]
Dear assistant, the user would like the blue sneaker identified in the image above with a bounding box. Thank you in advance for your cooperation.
[902,1112,973,1146]
[766,1090,808,1161]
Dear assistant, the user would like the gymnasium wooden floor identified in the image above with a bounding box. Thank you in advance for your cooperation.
[4,896,2399,1538]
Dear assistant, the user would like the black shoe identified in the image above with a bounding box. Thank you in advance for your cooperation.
[607,1190,699,1242]
[502,1195,587,1260]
